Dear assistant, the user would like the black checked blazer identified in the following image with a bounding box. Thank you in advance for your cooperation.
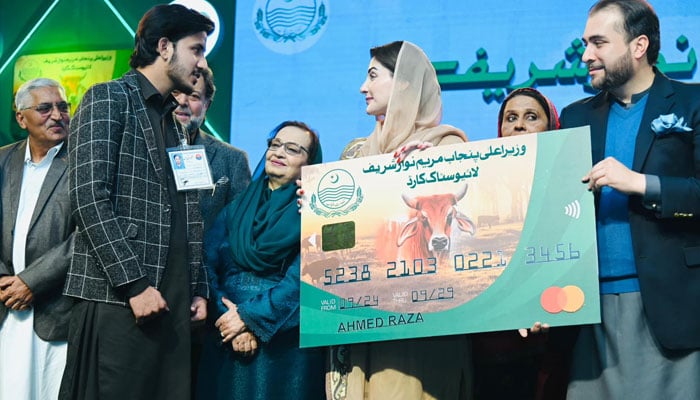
[65,70,207,305]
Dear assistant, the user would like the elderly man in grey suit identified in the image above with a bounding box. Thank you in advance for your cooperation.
[0,78,75,399]
[173,67,251,230]
[59,5,215,400]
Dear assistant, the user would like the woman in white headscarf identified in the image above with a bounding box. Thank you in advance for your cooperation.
[329,41,472,400]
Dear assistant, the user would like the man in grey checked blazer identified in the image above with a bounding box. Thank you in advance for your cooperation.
[59,5,215,400]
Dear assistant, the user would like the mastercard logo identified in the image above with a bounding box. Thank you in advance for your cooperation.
[540,285,585,313]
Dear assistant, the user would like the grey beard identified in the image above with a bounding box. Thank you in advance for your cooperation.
[185,116,203,138]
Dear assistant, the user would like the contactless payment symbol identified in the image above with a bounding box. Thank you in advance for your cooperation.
[540,285,585,313]
[564,199,581,219]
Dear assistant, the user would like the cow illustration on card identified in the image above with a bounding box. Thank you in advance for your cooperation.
[377,185,476,265]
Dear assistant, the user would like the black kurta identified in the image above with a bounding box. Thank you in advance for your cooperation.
[59,73,192,400]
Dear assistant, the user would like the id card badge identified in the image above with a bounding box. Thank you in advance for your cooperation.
[167,145,214,191]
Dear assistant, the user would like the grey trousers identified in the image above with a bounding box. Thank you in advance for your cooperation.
[567,292,700,400]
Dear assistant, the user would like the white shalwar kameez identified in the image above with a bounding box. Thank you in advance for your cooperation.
[0,143,67,400]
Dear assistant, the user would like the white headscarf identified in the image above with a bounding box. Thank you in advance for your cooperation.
[357,41,467,157]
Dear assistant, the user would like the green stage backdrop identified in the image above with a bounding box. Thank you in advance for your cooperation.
[0,0,235,146]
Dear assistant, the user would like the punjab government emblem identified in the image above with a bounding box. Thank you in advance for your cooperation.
[310,169,363,218]
[254,0,329,54]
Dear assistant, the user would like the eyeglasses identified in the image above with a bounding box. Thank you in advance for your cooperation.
[267,138,309,157]
[21,101,71,115]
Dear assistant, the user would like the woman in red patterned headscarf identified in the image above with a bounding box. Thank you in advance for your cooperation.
[473,87,574,400]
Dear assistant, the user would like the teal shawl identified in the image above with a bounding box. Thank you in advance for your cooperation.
[225,178,301,272]
[225,127,322,273]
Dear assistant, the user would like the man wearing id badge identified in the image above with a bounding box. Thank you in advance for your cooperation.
[167,144,213,190]
[172,67,251,230]
[60,5,214,400]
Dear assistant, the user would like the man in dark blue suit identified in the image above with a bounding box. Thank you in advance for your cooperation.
[561,1,700,398]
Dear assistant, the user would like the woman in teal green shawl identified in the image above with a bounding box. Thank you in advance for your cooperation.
[197,121,324,400]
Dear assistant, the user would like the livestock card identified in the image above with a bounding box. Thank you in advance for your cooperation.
[299,126,600,347]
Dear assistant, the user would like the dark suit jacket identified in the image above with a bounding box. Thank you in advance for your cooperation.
[65,70,206,305]
[0,141,75,341]
[194,130,251,231]
[560,71,700,350]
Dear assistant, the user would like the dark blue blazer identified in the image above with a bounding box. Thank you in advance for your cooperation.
[560,71,700,350]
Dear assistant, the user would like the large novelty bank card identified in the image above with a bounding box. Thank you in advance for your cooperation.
[299,127,600,347]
